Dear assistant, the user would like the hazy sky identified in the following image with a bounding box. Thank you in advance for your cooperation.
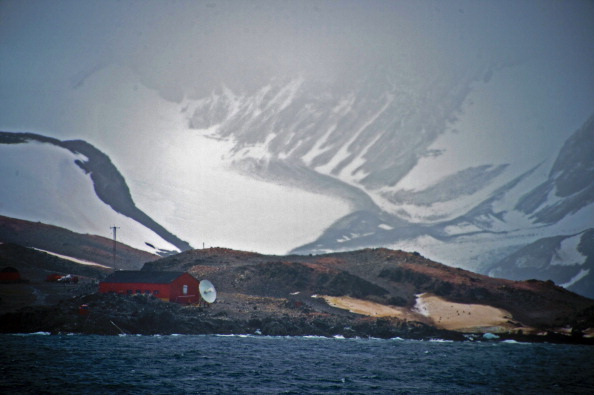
[1,0,594,174]
[2,0,593,101]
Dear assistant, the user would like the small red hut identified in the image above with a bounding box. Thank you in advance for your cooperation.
[0,267,21,283]
[99,271,201,304]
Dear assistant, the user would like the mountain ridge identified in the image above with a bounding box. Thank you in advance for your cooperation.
[0,131,192,252]
[0,215,158,269]
[1,90,592,298]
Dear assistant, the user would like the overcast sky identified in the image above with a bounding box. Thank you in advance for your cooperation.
[1,0,593,164]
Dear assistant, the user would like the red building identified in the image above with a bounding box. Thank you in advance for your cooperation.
[99,271,201,304]
[0,267,21,283]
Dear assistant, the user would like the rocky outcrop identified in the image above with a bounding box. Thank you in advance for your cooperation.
[0,215,159,269]
[146,247,594,332]
[2,246,594,343]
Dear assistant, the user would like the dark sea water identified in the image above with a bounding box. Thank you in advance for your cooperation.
[1,333,593,394]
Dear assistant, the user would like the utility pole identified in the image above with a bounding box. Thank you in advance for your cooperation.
[110,226,120,270]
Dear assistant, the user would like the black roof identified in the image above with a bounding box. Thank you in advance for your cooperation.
[101,271,192,284]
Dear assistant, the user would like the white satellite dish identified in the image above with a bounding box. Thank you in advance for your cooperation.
[199,279,217,304]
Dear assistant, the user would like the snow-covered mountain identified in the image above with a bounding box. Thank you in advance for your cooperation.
[180,67,594,297]
[488,229,594,299]
[288,112,594,297]
[0,131,187,254]
[1,1,593,297]
[2,69,592,295]
[0,66,351,255]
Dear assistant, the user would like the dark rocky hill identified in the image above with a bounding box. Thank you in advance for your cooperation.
[0,215,158,269]
[2,246,593,342]
[0,243,111,313]
[0,243,111,280]
[144,247,594,334]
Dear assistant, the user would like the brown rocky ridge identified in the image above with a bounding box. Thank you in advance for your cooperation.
[1,244,593,343]
[0,215,160,268]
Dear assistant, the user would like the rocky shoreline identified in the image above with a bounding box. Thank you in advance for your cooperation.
[1,293,592,345]
[3,246,594,345]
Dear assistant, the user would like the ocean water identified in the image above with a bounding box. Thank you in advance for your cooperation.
[1,334,593,394]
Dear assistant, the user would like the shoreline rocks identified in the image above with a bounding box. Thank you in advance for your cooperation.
[1,293,592,345]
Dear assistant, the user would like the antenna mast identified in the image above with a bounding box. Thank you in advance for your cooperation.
[110,226,120,270]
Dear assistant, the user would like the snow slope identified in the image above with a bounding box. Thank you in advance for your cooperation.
[488,229,594,298]
[0,140,176,252]
[0,66,350,255]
